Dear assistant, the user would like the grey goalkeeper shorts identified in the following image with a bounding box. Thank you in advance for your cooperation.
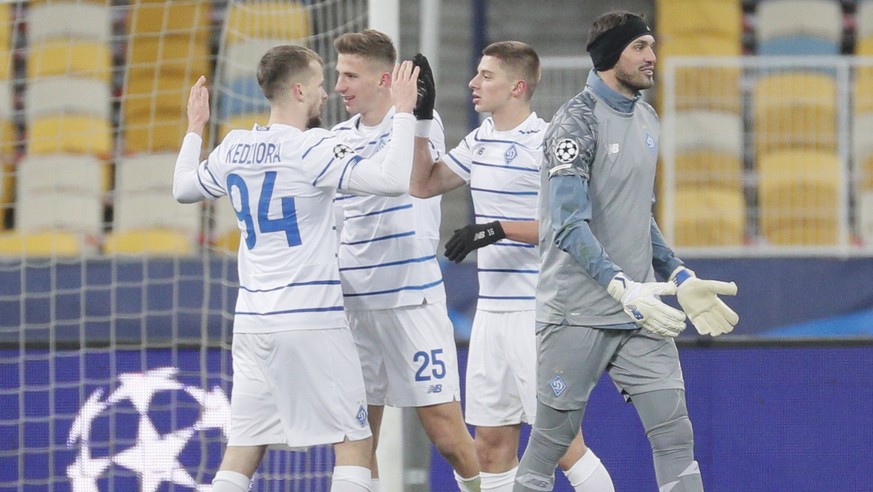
[536,322,686,410]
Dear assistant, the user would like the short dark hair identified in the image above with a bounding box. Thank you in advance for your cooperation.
[587,10,647,48]
[333,29,396,68]
[257,45,323,100]
[482,40,541,99]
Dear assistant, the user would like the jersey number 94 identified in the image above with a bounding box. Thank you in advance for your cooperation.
[227,171,302,250]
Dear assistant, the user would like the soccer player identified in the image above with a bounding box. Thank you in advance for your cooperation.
[330,30,481,492]
[172,45,422,492]
[409,43,614,492]
[512,11,739,492]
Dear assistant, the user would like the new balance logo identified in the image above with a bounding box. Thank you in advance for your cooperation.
[473,231,486,241]
[427,384,443,394]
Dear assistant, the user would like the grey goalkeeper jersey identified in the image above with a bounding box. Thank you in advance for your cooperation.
[537,70,680,328]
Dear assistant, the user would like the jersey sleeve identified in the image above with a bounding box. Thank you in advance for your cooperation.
[443,127,477,183]
[194,144,231,199]
[295,129,365,191]
[543,94,597,182]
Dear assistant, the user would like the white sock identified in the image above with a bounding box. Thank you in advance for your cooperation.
[454,470,482,492]
[480,467,517,491]
[331,465,372,492]
[562,449,615,492]
[212,470,250,492]
[370,477,381,492]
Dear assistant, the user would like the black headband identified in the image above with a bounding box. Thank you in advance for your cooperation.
[586,17,652,71]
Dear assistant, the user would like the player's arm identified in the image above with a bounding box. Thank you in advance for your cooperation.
[408,53,465,198]
[344,61,419,196]
[650,217,740,336]
[173,76,210,204]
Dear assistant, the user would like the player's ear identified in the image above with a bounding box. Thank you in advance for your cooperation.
[512,80,528,98]
[380,70,392,88]
[292,82,305,100]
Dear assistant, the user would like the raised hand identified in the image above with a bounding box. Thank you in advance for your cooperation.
[186,75,210,136]
[390,60,421,115]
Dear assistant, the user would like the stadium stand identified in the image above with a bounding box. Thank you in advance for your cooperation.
[756,0,843,55]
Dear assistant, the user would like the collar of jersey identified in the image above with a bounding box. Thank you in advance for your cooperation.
[585,69,641,114]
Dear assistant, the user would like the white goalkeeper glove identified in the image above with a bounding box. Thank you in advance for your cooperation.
[607,272,687,337]
[670,267,739,337]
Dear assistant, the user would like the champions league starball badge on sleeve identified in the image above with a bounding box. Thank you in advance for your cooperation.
[65,367,231,492]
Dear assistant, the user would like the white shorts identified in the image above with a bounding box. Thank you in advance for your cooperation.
[347,301,461,407]
[464,309,537,427]
[227,328,372,450]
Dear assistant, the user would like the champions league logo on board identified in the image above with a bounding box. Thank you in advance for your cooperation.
[65,367,231,491]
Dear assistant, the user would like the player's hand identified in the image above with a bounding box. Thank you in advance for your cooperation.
[444,221,506,263]
[607,273,687,337]
[186,75,210,137]
[671,267,739,336]
[390,60,420,115]
[412,53,435,120]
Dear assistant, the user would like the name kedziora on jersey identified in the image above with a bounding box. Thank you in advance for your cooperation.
[226,142,281,165]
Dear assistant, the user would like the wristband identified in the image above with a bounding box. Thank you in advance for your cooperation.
[415,119,432,138]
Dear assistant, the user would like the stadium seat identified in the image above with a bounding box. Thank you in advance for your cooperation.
[656,0,742,42]
[757,150,841,245]
[756,0,842,55]
[25,77,111,120]
[217,77,270,120]
[127,0,211,42]
[27,114,112,157]
[657,36,741,114]
[126,38,210,76]
[753,71,837,157]
[217,113,269,141]
[122,70,191,122]
[26,40,112,82]
[27,2,110,45]
[673,187,746,247]
[7,154,105,255]
[210,197,242,254]
[223,1,310,44]
[221,38,286,82]
[123,116,187,154]
[853,113,873,191]
[105,153,200,255]
[671,110,744,192]
[0,80,15,160]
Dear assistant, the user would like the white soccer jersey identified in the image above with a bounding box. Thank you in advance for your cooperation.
[194,123,367,333]
[332,108,446,310]
[443,113,546,311]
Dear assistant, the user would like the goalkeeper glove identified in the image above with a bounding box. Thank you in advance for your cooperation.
[444,221,505,263]
[671,267,739,337]
[606,272,687,337]
[412,53,435,120]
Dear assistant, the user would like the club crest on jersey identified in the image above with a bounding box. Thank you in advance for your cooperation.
[504,144,518,163]
[550,375,566,397]
[333,143,354,159]
[356,405,368,427]
[553,138,579,163]
[645,133,656,154]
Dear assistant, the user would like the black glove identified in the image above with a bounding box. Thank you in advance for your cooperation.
[412,53,435,120]
[444,221,505,263]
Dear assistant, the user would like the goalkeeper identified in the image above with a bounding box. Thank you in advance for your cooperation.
[513,10,739,492]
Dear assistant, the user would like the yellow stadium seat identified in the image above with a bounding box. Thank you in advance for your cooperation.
[658,36,741,113]
[27,114,112,157]
[758,150,841,245]
[673,188,746,247]
[224,1,310,44]
[128,0,211,41]
[103,229,195,256]
[126,37,210,76]
[753,71,837,157]
[123,115,188,154]
[26,40,112,82]
[0,4,11,53]
[219,113,269,139]
[855,65,873,114]
[656,0,742,41]
[123,71,193,122]
[0,231,88,257]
